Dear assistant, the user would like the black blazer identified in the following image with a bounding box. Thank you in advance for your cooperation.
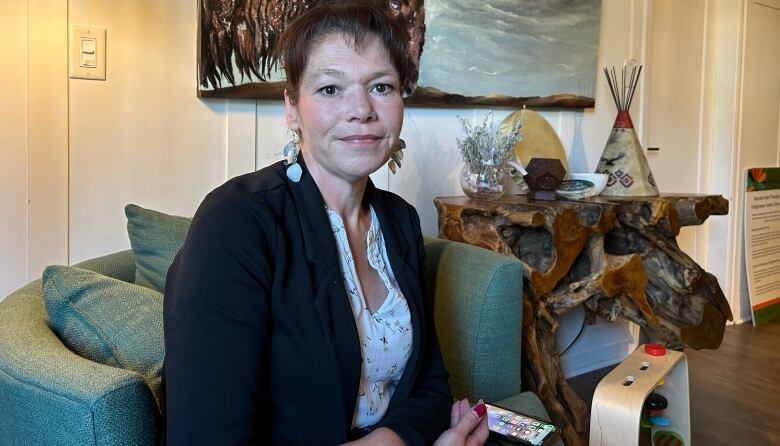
[163,157,452,445]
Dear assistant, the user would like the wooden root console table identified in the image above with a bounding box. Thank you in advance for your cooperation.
[434,194,731,446]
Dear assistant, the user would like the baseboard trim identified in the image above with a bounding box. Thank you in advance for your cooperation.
[561,338,633,378]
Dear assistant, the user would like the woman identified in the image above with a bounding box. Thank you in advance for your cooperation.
[163,3,488,445]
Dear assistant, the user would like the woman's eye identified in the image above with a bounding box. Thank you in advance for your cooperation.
[371,84,395,95]
[319,85,338,96]
[389,0,401,11]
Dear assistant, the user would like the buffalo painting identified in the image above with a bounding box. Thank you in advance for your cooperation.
[198,0,600,108]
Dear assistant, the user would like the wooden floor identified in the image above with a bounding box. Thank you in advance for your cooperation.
[568,318,780,445]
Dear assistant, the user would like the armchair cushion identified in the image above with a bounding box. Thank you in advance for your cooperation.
[425,238,523,404]
[125,204,191,292]
[41,265,165,410]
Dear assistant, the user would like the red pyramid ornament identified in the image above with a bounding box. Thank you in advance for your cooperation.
[595,64,659,196]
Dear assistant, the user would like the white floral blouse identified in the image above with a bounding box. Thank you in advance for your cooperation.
[325,205,413,429]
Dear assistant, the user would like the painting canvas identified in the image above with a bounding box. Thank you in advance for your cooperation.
[198,0,601,108]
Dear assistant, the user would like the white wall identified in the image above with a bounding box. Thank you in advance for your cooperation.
[0,0,29,298]
[731,0,780,322]
[68,1,234,262]
[28,0,69,282]
[5,0,760,374]
[700,0,742,314]
[644,0,707,259]
[640,0,780,325]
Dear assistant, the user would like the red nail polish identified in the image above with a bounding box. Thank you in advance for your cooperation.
[474,403,486,418]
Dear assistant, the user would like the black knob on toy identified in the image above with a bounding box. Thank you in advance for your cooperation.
[644,393,668,411]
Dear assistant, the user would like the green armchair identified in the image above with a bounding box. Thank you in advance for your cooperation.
[0,238,559,445]
[425,238,562,446]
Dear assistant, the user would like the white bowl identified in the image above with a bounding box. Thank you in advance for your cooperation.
[570,173,608,195]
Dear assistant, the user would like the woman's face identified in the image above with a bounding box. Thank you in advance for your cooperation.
[285,32,404,184]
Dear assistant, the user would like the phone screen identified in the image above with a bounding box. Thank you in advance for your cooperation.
[485,403,558,445]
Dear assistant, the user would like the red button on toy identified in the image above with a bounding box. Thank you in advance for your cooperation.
[644,343,666,356]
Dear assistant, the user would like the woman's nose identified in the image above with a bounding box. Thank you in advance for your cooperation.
[346,89,377,122]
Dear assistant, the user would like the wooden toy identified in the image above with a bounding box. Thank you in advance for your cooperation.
[590,344,690,446]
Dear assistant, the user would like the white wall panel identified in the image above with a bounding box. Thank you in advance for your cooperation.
[388,106,477,236]
[0,0,29,298]
[704,0,742,311]
[256,101,288,170]
[28,0,69,278]
[227,100,257,179]
[68,0,231,262]
[645,0,707,260]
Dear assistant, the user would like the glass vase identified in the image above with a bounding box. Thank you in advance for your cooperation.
[459,161,507,200]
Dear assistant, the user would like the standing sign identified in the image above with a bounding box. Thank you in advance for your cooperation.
[744,167,780,326]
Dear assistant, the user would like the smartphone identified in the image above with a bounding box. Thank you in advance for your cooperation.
[485,403,560,446]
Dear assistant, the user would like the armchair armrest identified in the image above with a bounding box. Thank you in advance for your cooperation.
[73,249,136,283]
[0,282,159,446]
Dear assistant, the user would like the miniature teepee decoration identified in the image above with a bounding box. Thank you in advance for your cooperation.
[595,63,659,196]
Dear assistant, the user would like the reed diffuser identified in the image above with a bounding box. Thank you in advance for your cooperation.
[595,61,659,196]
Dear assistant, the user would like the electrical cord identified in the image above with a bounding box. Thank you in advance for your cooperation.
[559,313,588,356]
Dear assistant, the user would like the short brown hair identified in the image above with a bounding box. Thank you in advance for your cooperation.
[276,2,413,104]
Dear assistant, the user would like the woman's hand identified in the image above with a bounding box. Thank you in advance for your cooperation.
[341,399,488,446]
[433,398,489,446]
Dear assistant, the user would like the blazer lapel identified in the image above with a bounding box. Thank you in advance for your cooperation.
[287,156,339,267]
[287,156,362,433]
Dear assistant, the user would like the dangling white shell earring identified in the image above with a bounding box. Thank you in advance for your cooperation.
[283,131,302,182]
[388,138,406,174]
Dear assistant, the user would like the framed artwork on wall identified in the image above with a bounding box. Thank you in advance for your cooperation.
[197,0,601,108]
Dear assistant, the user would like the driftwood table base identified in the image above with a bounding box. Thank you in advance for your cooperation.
[434,194,730,446]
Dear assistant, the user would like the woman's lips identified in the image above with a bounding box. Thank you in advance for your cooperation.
[339,135,383,145]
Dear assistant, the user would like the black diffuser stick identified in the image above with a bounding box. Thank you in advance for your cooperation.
[627,65,637,110]
[622,64,627,110]
[611,67,621,110]
[603,63,643,112]
[604,67,620,108]
[626,65,643,110]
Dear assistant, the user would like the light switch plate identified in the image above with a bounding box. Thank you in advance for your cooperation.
[70,25,106,80]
